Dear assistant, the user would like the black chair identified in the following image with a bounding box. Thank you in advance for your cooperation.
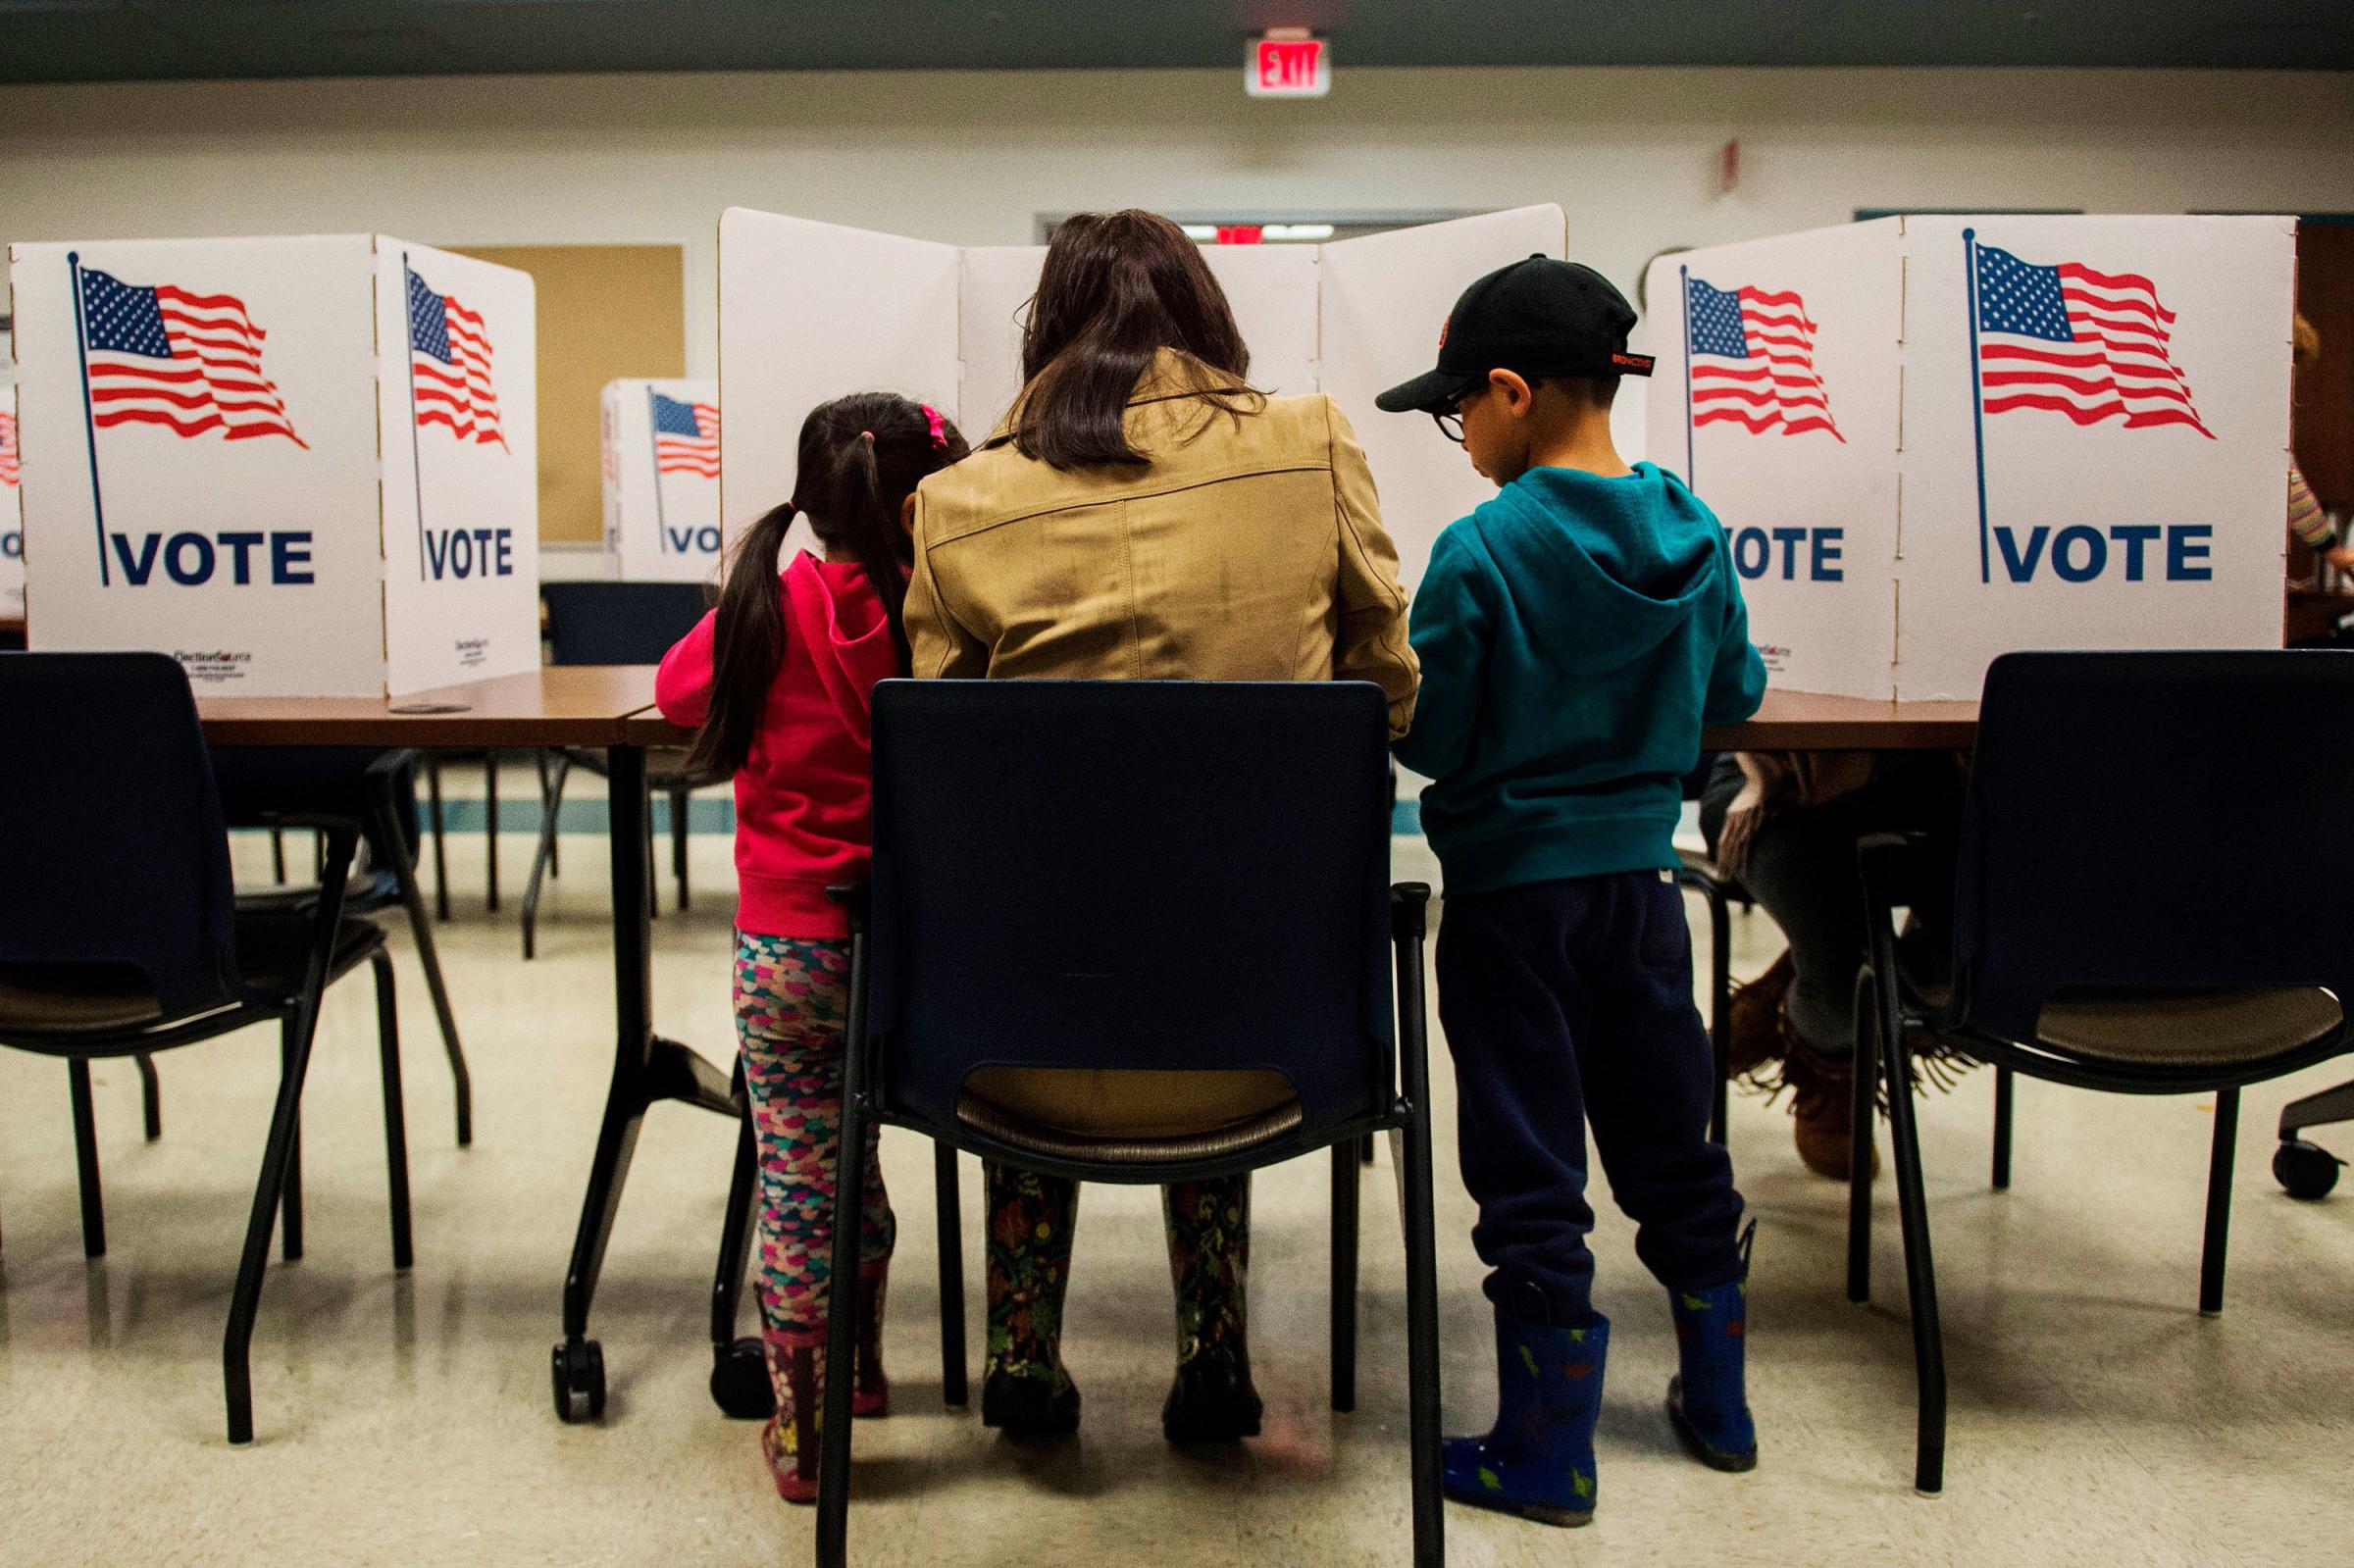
[1846,650,2354,1498]
[1675,753,1748,1144]
[212,747,473,1145]
[790,681,1442,1568]
[523,582,720,958]
[422,747,560,919]
[0,652,413,1444]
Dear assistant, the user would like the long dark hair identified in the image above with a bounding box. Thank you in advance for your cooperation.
[1001,209,1257,470]
[688,391,968,776]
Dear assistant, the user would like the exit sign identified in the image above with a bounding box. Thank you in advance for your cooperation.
[1249,32,1329,98]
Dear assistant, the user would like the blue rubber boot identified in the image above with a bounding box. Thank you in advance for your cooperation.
[1441,1291,1608,1528]
[1666,1222,1758,1473]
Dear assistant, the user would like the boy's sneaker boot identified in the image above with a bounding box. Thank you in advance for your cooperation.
[1666,1221,1758,1473]
[1441,1285,1608,1528]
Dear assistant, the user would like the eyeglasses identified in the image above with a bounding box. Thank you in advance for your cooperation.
[1432,408,1465,444]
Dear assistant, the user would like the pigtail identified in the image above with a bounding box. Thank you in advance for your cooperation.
[687,499,795,777]
[835,433,915,677]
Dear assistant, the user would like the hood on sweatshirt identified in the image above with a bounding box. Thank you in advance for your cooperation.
[1470,464,1725,678]
[786,552,900,737]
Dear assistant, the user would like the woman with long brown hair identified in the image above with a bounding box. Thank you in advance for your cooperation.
[905,210,1419,1442]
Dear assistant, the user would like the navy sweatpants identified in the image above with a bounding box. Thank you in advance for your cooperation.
[1436,870,1744,1325]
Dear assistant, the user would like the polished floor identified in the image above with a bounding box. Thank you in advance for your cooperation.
[4,772,2353,1566]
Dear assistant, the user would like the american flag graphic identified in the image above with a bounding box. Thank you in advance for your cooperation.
[650,390,720,477]
[1685,278,1843,441]
[407,267,505,448]
[0,412,18,487]
[1970,240,2212,437]
[76,267,305,446]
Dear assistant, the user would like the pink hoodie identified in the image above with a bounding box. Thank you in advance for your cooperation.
[654,552,897,940]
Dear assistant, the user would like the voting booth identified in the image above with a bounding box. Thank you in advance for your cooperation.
[1,390,21,619]
[601,378,722,582]
[9,234,540,697]
[1648,215,2295,699]
[717,204,1569,588]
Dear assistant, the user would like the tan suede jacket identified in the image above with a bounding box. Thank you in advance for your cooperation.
[905,349,1419,738]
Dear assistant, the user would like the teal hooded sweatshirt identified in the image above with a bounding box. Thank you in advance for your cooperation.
[1393,463,1766,894]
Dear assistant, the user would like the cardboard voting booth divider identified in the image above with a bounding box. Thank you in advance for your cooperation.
[1,390,22,619]
[718,205,1568,588]
[9,234,540,696]
[602,378,722,582]
[1648,215,2295,699]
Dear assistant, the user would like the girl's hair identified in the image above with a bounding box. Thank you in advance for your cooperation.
[1000,209,1257,470]
[688,391,968,777]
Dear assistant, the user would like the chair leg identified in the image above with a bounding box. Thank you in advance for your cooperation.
[1330,1139,1360,1413]
[226,825,357,1445]
[426,757,451,922]
[521,754,572,961]
[935,1141,968,1407]
[485,752,501,912]
[671,785,691,913]
[2200,1087,2240,1316]
[537,749,560,880]
[1875,971,1946,1497]
[1847,973,1877,1305]
[370,779,473,1147]
[371,948,415,1272]
[270,827,288,885]
[816,1013,871,1567]
[136,1053,162,1141]
[710,1075,761,1366]
[279,1015,304,1265]
[1388,888,1444,1568]
[1708,881,1732,1145]
[1991,1066,2015,1191]
[68,1058,106,1259]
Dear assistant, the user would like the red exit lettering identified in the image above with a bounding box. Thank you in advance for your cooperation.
[1249,36,1329,97]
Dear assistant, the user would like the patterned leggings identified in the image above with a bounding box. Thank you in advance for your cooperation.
[986,1166,1251,1382]
[736,934,896,1368]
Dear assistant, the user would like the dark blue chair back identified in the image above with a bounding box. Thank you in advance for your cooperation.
[1954,650,2354,1046]
[0,652,241,1016]
[542,581,710,667]
[866,680,1395,1140]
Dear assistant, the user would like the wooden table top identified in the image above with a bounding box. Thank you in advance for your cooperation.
[189,667,1978,753]
[1704,687,1978,751]
[620,683,1981,751]
[198,665,659,747]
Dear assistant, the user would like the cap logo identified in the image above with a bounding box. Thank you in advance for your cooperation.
[1437,316,1450,351]
[1611,351,1657,375]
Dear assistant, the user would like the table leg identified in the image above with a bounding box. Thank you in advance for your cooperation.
[553,744,654,1423]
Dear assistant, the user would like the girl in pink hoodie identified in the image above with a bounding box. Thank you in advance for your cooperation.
[656,392,968,1503]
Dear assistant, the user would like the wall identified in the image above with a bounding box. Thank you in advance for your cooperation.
[6,66,2352,387]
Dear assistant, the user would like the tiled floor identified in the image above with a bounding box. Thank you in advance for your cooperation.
[5,772,2353,1565]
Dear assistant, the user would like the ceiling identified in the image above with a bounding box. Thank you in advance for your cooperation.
[1,1,2348,83]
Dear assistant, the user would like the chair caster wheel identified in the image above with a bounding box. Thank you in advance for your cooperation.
[710,1336,774,1419]
[2274,1138,2342,1201]
[552,1338,606,1422]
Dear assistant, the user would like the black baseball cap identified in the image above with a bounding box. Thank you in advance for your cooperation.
[1375,255,1654,415]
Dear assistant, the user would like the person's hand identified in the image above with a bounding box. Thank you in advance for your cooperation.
[2328,544,2354,576]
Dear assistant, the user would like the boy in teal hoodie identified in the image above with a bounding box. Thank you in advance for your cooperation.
[1379,257,1767,1527]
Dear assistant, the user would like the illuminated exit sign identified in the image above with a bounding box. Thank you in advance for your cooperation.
[1249,30,1329,98]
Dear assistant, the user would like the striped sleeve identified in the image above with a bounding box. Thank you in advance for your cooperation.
[2290,465,2332,549]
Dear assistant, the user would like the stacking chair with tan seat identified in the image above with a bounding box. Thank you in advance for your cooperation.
[0,651,414,1445]
[805,679,1444,1568]
[1847,650,2354,1498]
